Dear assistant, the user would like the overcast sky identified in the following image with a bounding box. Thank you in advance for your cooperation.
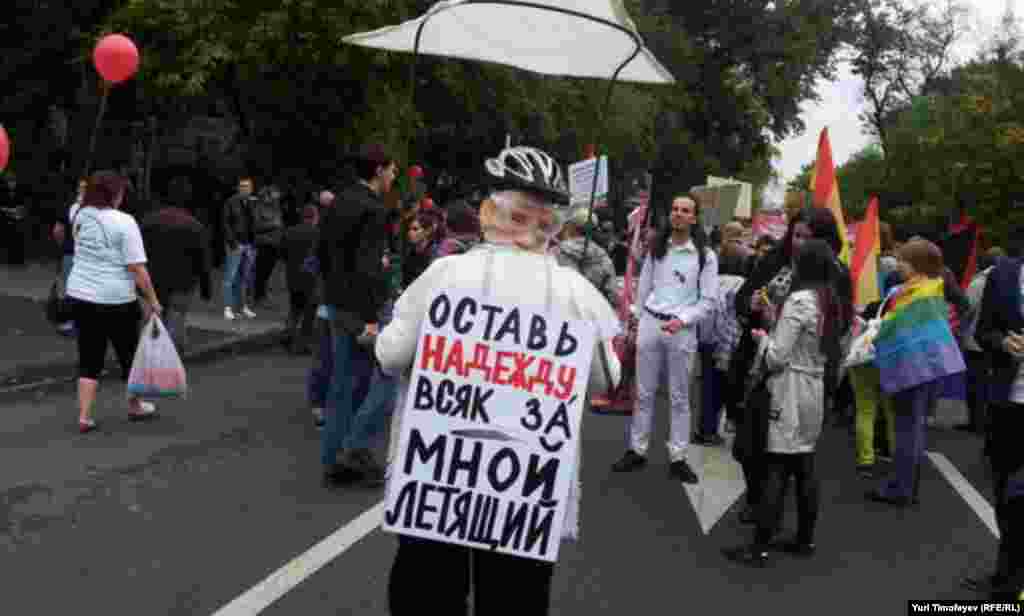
[771,0,1020,196]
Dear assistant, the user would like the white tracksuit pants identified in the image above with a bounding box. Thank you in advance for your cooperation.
[629,312,696,462]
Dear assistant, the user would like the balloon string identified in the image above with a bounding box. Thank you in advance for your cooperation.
[83,81,111,179]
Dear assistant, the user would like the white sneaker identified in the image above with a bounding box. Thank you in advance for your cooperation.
[241,306,257,319]
[224,307,237,320]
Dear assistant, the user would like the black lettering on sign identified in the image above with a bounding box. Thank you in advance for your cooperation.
[522,454,560,504]
[480,304,503,340]
[521,398,543,431]
[384,480,418,527]
[527,315,548,351]
[487,448,522,493]
[500,500,530,551]
[443,490,473,541]
[434,485,460,531]
[414,484,439,531]
[452,297,477,335]
[539,395,575,453]
[447,437,483,488]
[435,379,455,414]
[429,294,452,328]
[554,321,578,357]
[414,376,434,411]
[525,504,556,557]
[493,308,522,345]
[415,378,493,424]
[404,429,447,482]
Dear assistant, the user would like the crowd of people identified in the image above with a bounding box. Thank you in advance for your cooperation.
[49,140,1023,610]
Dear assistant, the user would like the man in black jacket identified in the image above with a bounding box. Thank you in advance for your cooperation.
[140,206,212,352]
[964,227,1024,601]
[318,144,396,487]
[222,177,258,320]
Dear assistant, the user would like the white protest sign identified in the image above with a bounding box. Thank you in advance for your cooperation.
[569,156,609,209]
[382,290,596,563]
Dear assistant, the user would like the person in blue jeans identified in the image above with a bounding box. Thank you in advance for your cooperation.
[317,143,396,487]
[222,177,258,320]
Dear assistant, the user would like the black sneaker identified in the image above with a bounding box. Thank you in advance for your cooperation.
[722,545,770,568]
[693,432,726,447]
[856,464,875,479]
[611,450,647,472]
[345,448,386,486]
[773,539,816,558]
[322,463,362,487]
[960,574,1000,594]
[669,459,699,484]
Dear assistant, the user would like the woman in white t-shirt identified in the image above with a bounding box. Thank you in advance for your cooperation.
[66,171,162,433]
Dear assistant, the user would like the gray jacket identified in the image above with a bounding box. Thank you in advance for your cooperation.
[556,236,617,308]
[762,290,826,454]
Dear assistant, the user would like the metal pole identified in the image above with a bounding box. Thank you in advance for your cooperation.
[581,34,643,259]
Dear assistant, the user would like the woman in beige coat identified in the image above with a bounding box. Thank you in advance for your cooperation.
[724,238,853,567]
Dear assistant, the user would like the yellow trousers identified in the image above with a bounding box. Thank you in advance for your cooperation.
[849,365,896,467]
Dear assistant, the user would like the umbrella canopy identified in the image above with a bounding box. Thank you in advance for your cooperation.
[342,0,675,85]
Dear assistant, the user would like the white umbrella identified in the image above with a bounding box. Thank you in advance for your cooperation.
[342,0,676,257]
[341,0,675,85]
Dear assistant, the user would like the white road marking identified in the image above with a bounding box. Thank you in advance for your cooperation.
[682,435,746,535]
[211,501,385,616]
[926,451,999,538]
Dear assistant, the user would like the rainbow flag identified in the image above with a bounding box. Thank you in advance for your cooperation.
[850,196,881,306]
[874,278,966,394]
[808,128,851,264]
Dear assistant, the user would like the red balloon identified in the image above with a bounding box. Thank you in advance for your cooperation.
[0,125,8,172]
[94,34,140,84]
[408,165,424,179]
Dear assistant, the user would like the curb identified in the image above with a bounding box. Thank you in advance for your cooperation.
[0,327,286,400]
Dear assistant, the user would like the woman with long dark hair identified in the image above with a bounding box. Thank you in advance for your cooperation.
[724,238,851,566]
[727,207,853,522]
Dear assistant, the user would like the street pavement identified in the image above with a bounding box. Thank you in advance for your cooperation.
[0,348,1003,615]
[0,261,289,392]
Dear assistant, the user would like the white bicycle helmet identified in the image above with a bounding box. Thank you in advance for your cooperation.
[484,146,571,206]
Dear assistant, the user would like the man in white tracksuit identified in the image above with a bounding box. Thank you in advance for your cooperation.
[376,146,621,615]
[612,195,718,483]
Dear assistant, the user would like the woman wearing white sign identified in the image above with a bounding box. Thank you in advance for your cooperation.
[377,146,621,615]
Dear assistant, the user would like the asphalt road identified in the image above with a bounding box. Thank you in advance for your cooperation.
[0,349,1002,615]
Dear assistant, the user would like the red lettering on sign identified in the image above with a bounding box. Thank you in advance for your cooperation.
[442,339,467,377]
[420,334,447,372]
[555,366,577,400]
[465,343,493,381]
[492,351,515,386]
[528,359,555,397]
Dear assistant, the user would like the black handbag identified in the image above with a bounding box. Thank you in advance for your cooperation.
[45,276,75,324]
[733,342,774,463]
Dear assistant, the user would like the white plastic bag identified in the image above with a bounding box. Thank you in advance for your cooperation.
[127,315,188,400]
[842,292,895,369]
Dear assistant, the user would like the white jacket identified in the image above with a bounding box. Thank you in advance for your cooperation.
[376,243,622,542]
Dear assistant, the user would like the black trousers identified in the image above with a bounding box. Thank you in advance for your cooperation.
[964,350,991,433]
[72,299,142,380]
[285,289,317,351]
[252,242,280,304]
[755,452,819,547]
[988,402,1024,598]
[389,536,555,615]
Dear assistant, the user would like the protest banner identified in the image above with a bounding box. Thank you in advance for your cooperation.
[383,289,596,563]
[569,156,609,209]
